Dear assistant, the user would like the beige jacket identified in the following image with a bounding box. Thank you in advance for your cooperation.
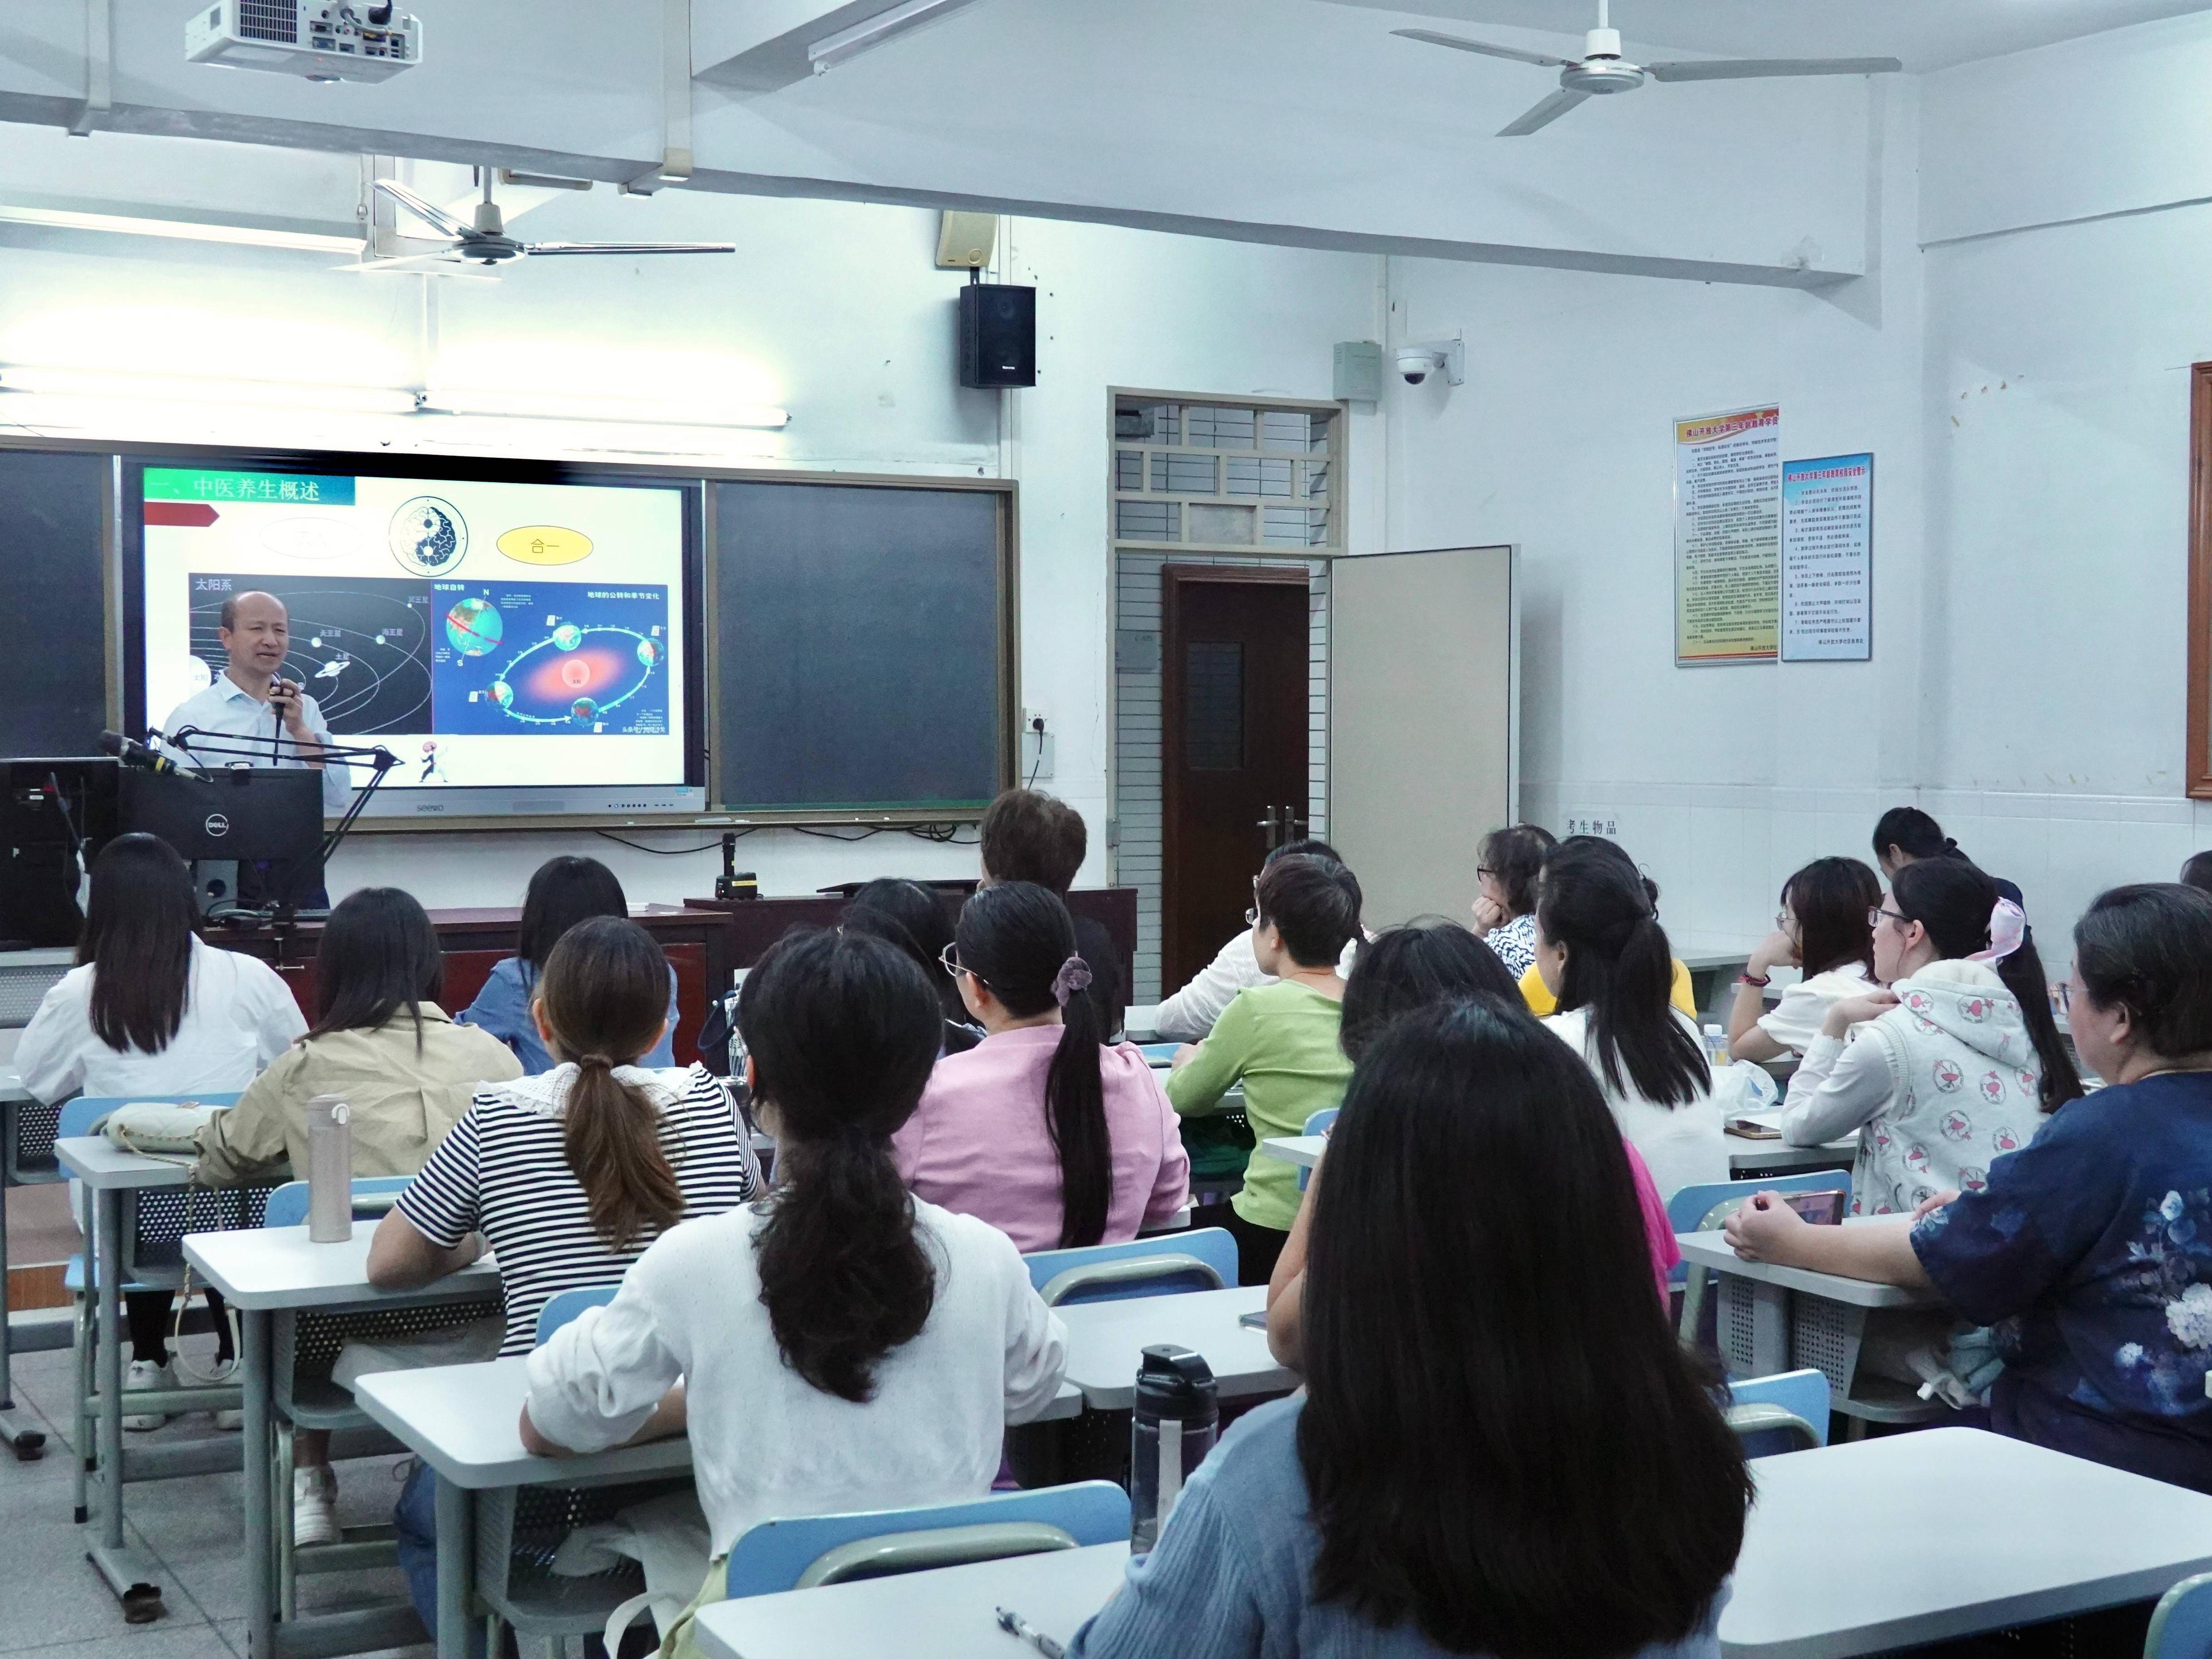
[191,1005,523,1187]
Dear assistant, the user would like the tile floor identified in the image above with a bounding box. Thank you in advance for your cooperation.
[0,1322,432,1659]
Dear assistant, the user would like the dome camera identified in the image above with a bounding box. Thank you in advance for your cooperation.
[1393,338,1465,387]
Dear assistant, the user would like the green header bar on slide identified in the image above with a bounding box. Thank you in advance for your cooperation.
[143,468,355,505]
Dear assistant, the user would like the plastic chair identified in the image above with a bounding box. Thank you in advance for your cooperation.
[1297,1107,1338,1192]
[1724,1368,1831,1454]
[1669,1171,1854,1340]
[2146,1571,2212,1659]
[261,1175,500,1619]
[534,1286,617,1347]
[1021,1228,1236,1307]
[724,1482,1132,1598]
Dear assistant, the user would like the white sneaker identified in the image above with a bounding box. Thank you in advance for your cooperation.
[121,1360,172,1432]
[293,1465,339,1549]
[212,1409,244,1431]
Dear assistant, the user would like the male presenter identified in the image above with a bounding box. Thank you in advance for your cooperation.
[161,589,353,811]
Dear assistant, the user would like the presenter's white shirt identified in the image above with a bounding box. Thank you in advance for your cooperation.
[161,674,352,813]
[14,936,306,1103]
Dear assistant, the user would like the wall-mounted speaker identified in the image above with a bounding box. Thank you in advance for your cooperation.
[958,283,1036,388]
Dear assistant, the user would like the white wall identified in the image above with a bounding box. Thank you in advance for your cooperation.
[0,129,1377,909]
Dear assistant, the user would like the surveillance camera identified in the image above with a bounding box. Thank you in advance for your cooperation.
[1395,346,1444,385]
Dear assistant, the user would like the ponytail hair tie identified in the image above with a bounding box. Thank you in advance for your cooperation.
[577,1051,616,1071]
[1051,955,1093,1008]
[1968,898,2027,965]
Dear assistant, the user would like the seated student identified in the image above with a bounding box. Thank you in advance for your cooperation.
[1779,858,2081,1214]
[1282,921,1679,1323]
[458,855,678,1073]
[1166,854,1360,1285]
[370,915,759,1634]
[1150,838,1348,1042]
[896,881,1188,1250]
[191,885,523,1545]
[16,833,304,1429]
[2182,851,2212,896]
[522,927,1069,1656]
[840,877,982,1054]
[978,787,1126,1037]
[1727,882,2212,1492]
[1535,838,1724,1201]
[1073,1000,1747,1659]
[1518,861,1700,1021]
[1872,805,2025,907]
[1469,822,1555,978]
[1726,857,1882,1063]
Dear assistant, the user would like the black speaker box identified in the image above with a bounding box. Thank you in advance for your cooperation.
[958,283,1036,388]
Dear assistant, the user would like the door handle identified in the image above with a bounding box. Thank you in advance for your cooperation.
[1257,806,1282,849]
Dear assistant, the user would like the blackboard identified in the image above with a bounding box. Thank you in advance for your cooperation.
[0,450,109,757]
[711,480,1007,813]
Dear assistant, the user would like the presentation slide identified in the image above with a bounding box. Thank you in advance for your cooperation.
[140,468,689,794]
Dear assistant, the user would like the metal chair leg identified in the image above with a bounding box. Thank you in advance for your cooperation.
[276,1417,297,1622]
[71,1290,92,1523]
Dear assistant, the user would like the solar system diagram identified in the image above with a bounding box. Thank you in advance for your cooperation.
[433,581,671,736]
[186,573,432,734]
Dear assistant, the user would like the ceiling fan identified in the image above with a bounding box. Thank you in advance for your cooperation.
[1394,0,1902,136]
[365,175,736,268]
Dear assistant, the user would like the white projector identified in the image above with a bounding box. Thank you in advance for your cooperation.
[186,1,422,83]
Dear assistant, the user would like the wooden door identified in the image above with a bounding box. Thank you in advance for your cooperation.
[1161,567,1311,990]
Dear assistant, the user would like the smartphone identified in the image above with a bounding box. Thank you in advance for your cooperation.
[1777,1190,1846,1226]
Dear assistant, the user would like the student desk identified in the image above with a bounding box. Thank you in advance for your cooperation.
[689,1540,1130,1659]
[1055,1285,1291,1412]
[352,1355,1083,1659]
[181,1226,503,1659]
[1260,1134,1322,1171]
[1676,1229,1943,1427]
[1267,1132,1859,1181]
[1724,1428,2212,1654]
[56,1131,257,1616]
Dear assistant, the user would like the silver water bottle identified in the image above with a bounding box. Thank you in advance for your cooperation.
[304,1093,352,1242]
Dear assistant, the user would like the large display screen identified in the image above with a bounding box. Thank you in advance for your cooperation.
[135,464,695,808]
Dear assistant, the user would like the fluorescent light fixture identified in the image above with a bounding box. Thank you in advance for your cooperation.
[0,364,417,415]
[423,387,790,429]
[808,0,985,73]
[0,204,362,254]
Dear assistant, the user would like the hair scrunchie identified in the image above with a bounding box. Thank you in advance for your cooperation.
[1968,898,2027,965]
[1051,955,1093,1008]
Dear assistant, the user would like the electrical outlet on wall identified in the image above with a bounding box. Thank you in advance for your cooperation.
[1562,813,1619,839]
[1021,707,1055,782]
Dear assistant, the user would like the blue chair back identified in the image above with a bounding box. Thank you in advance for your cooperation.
[58,1092,245,1138]
[724,1483,1131,1599]
[534,1286,618,1347]
[1022,1228,1237,1306]
[264,1175,413,1228]
[1302,1107,1338,1136]
[1727,1368,1831,1449]
[2148,1571,2212,1659]
[1664,1171,1850,1236]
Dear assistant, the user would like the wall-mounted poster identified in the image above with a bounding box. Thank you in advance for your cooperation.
[1674,405,1780,666]
[1781,453,1873,662]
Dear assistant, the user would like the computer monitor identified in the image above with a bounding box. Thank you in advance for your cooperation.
[121,768,324,914]
[0,757,120,947]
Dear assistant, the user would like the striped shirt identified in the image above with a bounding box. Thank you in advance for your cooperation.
[394,1062,760,1354]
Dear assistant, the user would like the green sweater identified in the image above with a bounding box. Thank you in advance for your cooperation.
[1165,980,1351,1232]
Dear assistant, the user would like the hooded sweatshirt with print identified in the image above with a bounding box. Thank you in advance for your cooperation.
[1780,959,2046,1216]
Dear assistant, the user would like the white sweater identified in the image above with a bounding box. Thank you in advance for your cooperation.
[525,1197,1068,1557]
[1544,1005,1728,1202]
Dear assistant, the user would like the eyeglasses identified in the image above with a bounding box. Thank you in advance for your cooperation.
[2051,981,2073,1015]
[1244,906,1260,926]
[938,944,986,988]
[1476,865,1497,880]
[1868,906,1910,930]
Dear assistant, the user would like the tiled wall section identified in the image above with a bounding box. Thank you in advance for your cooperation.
[1518,779,2212,973]
[1111,551,1330,1002]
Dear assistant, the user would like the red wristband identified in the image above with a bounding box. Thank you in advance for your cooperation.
[1738,972,1771,988]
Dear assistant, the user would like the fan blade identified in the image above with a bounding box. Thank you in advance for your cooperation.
[1644,56,1901,82]
[1392,28,1571,69]
[372,179,474,240]
[1497,87,1590,136]
[518,241,738,256]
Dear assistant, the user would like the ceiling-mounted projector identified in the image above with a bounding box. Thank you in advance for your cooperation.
[186,1,422,82]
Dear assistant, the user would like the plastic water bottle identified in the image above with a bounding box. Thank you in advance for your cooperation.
[304,1094,352,1243]
[1704,1024,1729,1068]
[1129,1344,1217,1555]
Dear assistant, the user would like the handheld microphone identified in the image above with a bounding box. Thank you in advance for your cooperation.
[99,729,182,776]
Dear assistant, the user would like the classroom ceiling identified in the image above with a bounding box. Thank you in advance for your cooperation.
[1316,0,2212,71]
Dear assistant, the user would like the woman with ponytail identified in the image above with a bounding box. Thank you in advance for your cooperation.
[896,882,1189,1251]
[1534,837,1724,1201]
[1780,857,2081,1216]
[523,928,1067,1655]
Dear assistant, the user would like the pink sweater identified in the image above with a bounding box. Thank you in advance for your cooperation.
[894,1026,1192,1253]
[1625,1138,1684,1303]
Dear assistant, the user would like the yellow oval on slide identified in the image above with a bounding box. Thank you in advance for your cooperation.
[498,525,593,565]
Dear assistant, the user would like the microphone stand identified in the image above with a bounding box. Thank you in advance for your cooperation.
[157,727,402,932]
